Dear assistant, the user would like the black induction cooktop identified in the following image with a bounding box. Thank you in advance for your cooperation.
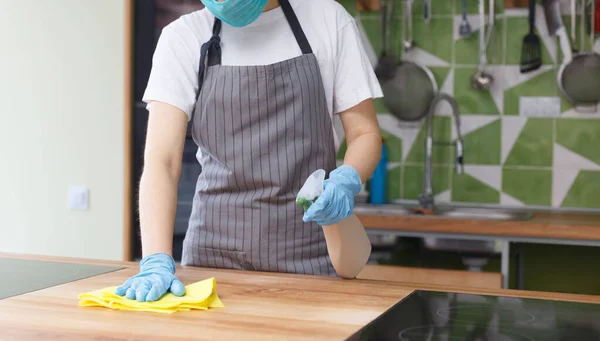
[346,290,600,341]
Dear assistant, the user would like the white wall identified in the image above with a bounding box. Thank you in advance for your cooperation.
[0,1,127,260]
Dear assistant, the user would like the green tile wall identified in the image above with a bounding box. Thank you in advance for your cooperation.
[337,0,600,209]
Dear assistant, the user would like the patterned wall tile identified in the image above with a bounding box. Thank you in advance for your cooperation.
[561,171,600,209]
[403,165,451,200]
[454,67,501,114]
[556,120,600,166]
[502,168,552,206]
[461,117,501,165]
[451,173,500,203]
[503,68,557,116]
[504,118,553,167]
[387,165,402,201]
[360,17,402,58]
[429,66,452,88]
[411,18,454,63]
[454,19,505,65]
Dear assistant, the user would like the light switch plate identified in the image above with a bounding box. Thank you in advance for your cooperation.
[68,186,89,211]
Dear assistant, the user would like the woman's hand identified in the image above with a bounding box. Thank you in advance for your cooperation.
[302,165,362,226]
[115,253,186,302]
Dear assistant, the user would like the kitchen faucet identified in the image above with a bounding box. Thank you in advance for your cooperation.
[418,93,464,211]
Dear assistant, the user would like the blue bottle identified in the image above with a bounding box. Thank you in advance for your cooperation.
[369,138,387,205]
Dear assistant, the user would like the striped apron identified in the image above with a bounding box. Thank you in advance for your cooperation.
[181,0,338,276]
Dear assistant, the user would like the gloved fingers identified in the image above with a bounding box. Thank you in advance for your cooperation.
[170,278,186,297]
[135,281,152,302]
[145,285,164,302]
[145,279,168,302]
[125,287,137,300]
[115,278,133,296]
[131,281,140,291]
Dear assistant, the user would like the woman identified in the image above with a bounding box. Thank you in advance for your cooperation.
[116,0,383,302]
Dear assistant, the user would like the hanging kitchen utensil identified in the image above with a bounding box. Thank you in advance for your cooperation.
[403,0,416,51]
[571,0,577,45]
[520,0,542,72]
[374,0,397,81]
[459,0,473,37]
[424,0,432,23]
[581,0,586,52]
[471,0,495,89]
[378,0,438,121]
[544,0,600,109]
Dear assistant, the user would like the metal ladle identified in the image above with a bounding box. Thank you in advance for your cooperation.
[471,0,495,90]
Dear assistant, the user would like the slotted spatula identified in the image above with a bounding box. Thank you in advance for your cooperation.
[520,0,542,73]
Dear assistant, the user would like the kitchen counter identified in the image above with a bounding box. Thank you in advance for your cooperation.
[2,253,600,341]
[356,207,600,242]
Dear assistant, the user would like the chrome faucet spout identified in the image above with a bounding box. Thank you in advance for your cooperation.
[418,93,464,210]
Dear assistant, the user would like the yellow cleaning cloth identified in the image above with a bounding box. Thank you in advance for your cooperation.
[78,277,224,314]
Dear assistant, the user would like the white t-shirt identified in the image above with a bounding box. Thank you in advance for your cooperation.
[142,0,383,148]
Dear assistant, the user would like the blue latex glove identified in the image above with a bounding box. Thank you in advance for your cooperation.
[302,165,362,226]
[115,253,186,302]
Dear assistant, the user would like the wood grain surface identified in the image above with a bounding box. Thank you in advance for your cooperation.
[357,264,502,289]
[2,254,600,341]
[357,212,600,241]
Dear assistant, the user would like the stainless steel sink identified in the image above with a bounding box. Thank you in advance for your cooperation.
[433,207,533,221]
[354,204,533,221]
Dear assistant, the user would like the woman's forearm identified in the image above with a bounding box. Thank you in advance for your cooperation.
[338,99,382,184]
[343,132,382,184]
[138,161,180,258]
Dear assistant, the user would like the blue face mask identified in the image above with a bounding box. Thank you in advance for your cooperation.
[201,0,268,28]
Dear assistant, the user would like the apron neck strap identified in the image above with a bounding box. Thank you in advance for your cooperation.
[208,0,313,60]
[196,0,312,101]
[279,0,313,54]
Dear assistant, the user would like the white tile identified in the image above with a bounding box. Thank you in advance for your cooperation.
[453,116,499,141]
[500,193,525,206]
[377,114,424,163]
[552,169,579,207]
[501,116,528,164]
[464,165,502,191]
[434,189,451,203]
[553,143,600,170]
[486,65,554,115]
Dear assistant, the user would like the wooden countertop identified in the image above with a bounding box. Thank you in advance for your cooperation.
[3,253,600,341]
[357,210,600,241]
